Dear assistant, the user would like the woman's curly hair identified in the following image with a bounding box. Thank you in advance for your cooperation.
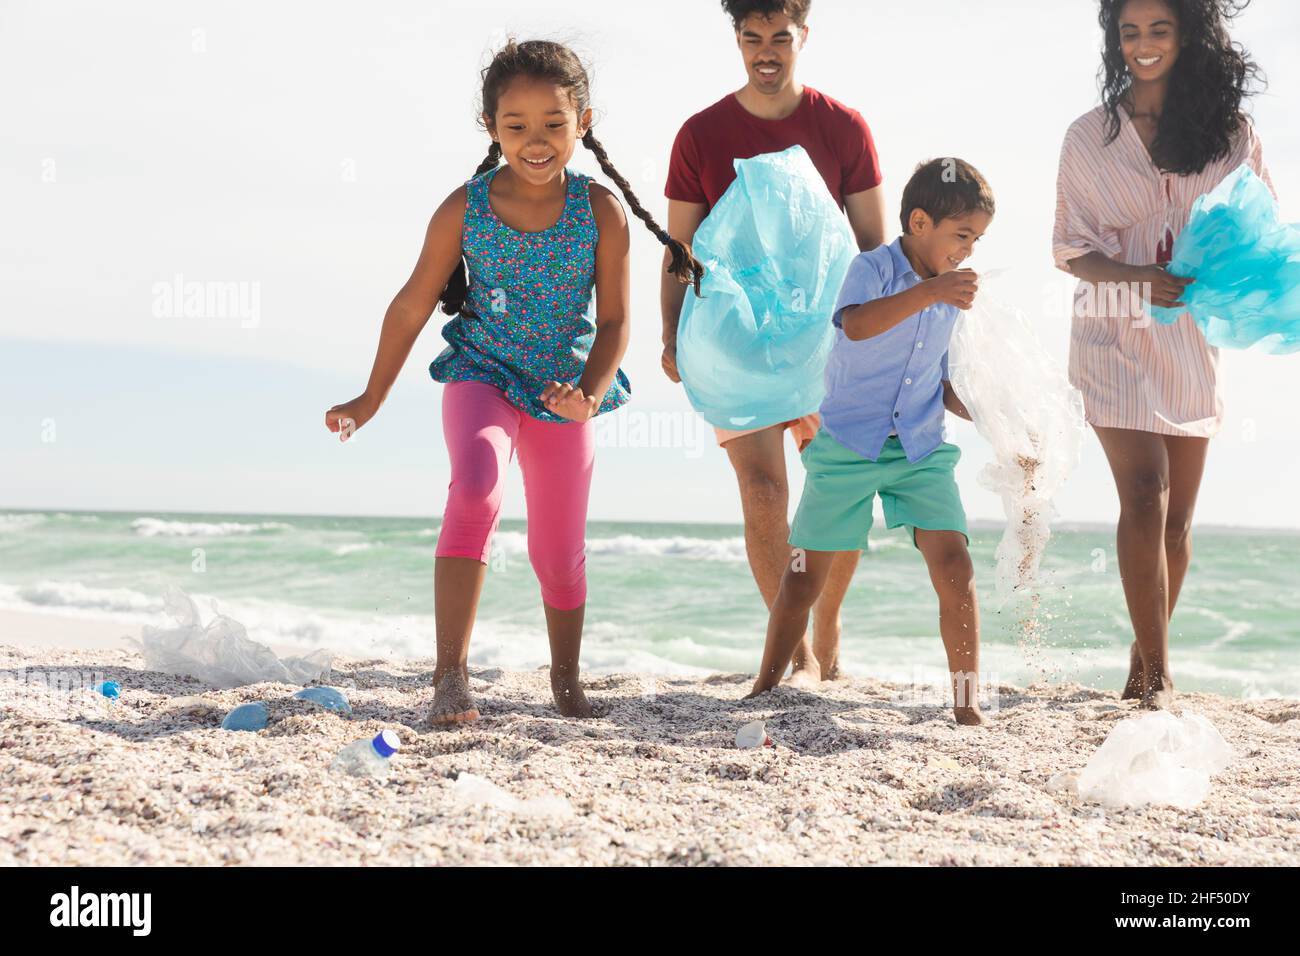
[1098,0,1263,174]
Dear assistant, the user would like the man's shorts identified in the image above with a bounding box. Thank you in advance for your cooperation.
[790,428,968,551]
[715,413,820,452]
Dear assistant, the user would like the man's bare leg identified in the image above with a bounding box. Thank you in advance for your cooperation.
[724,426,819,679]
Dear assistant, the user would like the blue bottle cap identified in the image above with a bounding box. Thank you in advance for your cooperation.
[96,681,121,699]
[371,729,400,758]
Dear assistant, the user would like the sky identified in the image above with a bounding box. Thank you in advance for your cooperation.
[2,0,1299,528]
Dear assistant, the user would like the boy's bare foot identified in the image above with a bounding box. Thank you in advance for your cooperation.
[1140,671,1176,710]
[953,705,989,726]
[819,658,841,681]
[429,670,479,726]
[1121,641,1144,700]
[550,674,594,718]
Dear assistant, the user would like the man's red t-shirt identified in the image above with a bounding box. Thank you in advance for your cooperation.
[664,86,882,211]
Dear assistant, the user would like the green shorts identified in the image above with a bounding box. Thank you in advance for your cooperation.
[790,429,968,551]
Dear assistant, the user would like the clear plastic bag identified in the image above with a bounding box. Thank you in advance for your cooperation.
[948,277,1086,599]
[1074,711,1233,809]
[1149,164,1300,353]
[136,586,333,688]
[676,145,857,429]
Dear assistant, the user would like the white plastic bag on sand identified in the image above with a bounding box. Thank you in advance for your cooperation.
[948,277,1085,599]
[137,586,333,688]
[452,772,573,820]
[1073,711,1232,809]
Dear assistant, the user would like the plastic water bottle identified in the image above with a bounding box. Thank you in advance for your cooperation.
[331,730,400,779]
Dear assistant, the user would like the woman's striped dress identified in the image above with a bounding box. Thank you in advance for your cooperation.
[1052,106,1273,437]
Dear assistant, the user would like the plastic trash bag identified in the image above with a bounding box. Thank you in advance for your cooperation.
[676,145,857,429]
[1149,164,1300,353]
[136,586,333,688]
[1072,711,1232,809]
[948,277,1086,599]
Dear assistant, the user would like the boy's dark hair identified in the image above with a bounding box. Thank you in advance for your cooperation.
[899,158,995,234]
[720,0,812,29]
[440,39,704,316]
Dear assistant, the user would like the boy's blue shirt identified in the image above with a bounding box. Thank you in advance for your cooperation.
[820,236,960,464]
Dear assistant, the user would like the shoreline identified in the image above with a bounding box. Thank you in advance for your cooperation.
[5,505,1300,536]
[1,613,1297,865]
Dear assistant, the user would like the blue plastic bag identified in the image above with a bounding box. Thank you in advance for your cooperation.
[1149,165,1300,353]
[676,146,857,429]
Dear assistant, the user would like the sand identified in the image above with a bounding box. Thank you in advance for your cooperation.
[1,612,1297,866]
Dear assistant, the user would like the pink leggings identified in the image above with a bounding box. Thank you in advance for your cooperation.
[435,380,594,610]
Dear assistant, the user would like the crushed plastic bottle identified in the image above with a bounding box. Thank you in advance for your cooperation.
[734,720,773,749]
[292,686,352,714]
[1073,711,1233,809]
[331,730,400,779]
[451,772,573,819]
[220,702,269,732]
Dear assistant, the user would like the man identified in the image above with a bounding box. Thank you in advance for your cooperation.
[662,0,888,681]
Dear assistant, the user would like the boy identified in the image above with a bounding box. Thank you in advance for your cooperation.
[746,157,995,726]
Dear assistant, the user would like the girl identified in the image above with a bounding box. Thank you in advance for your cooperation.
[1052,0,1272,707]
[324,40,702,725]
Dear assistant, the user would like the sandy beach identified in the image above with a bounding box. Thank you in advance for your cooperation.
[1,610,1297,867]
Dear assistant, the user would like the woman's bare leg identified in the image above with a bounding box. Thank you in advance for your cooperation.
[1094,426,1175,708]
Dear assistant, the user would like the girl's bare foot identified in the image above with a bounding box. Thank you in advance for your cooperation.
[429,670,479,726]
[744,679,776,700]
[953,705,989,726]
[550,674,594,718]
[1121,641,1144,700]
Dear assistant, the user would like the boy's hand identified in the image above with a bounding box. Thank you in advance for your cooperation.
[926,268,979,310]
[1134,264,1194,309]
[541,382,599,422]
[325,393,380,442]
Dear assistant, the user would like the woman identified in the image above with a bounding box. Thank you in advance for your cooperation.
[1052,0,1273,707]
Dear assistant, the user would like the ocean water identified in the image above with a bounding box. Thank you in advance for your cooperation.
[1,509,1296,698]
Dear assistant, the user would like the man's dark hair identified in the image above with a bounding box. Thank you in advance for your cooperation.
[899,158,995,234]
[721,0,812,29]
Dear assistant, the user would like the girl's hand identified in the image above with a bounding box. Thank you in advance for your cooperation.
[1135,264,1194,309]
[325,393,380,442]
[540,382,598,422]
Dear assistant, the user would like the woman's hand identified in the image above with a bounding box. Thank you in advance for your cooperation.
[1134,264,1194,309]
[540,382,599,422]
[325,393,380,442]
[661,337,682,383]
